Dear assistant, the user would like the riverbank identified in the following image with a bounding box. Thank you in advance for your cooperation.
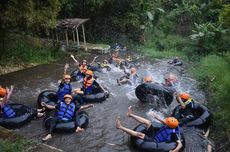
[0,126,62,152]
[0,34,61,75]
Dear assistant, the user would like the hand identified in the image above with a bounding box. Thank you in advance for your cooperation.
[149,111,157,118]
[94,56,98,59]
[70,54,74,58]
[5,87,10,94]
[41,102,46,107]
[58,79,62,84]
[105,90,109,94]
[89,104,94,108]
[10,85,14,90]
[64,63,69,70]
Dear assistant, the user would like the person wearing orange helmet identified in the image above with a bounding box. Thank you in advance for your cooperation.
[56,71,73,102]
[174,92,197,126]
[42,94,94,141]
[117,67,139,85]
[70,54,98,78]
[0,85,16,118]
[116,106,183,152]
[143,75,154,83]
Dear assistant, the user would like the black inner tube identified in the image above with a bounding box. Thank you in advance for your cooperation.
[0,103,36,129]
[130,122,185,152]
[135,83,174,106]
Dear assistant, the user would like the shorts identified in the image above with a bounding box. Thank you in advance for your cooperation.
[143,124,156,142]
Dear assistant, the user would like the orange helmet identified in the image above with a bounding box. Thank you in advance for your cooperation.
[64,94,72,100]
[64,74,71,79]
[130,68,136,74]
[144,75,153,83]
[85,70,93,76]
[0,87,7,97]
[164,117,179,128]
[179,93,190,100]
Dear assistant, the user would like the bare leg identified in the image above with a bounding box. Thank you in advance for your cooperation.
[76,126,85,132]
[115,117,145,139]
[127,106,151,129]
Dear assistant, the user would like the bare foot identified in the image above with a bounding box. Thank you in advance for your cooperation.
[37,112,44,118]
[127,106,133,117]
[42,134,52,141]
[76,127,85,133]
[115,116,122,129]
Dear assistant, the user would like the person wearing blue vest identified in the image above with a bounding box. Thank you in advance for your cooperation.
[56,74,72,102]
[0,85,16,118]
[116,106,183,152]
[41,94,94,141]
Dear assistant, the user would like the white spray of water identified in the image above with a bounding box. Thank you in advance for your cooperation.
[146,109,166,122]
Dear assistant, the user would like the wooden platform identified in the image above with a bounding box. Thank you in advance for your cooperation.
[72,42,111,54]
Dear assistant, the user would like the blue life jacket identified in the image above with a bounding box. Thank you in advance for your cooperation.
[2,104,16,118]
[154,126,180,143]
[130,74,138,84]
[57,83,72,100]
[57,102,75,121]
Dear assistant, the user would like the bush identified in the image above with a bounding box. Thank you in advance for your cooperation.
[0,33,60,65]
[191,54,230,131]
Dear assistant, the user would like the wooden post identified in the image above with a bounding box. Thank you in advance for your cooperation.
[65,28,69,47]
[72,28,75,44]
[76,27,80,48]
[82,24,87,51]
[56,29,59,42]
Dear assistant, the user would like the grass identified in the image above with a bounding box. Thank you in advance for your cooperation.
[191,54,230,151]
[0,34,61,66]
[191,54,230,129]
[136,33,187,59]
[0,138,33,152]
[137,46,185,59]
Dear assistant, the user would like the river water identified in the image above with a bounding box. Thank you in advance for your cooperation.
[0,54,210,152]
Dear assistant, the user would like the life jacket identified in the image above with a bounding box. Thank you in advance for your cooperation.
[57,102,75,121]
[79,65,88,74]
[129,73,138,84]
[2,104,16,118]
[184,98,192,106]
[154,126,180,143]
[57,83,72,100]
[83,77,95,94]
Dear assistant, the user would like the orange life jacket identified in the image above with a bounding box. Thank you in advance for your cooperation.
[79,65,87,74]
[83,77,94,88]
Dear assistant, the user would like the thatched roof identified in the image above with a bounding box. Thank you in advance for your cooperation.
[56,18,89,29]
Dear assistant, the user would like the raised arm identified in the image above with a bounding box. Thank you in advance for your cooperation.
[70,54,79,65]
[150,112,166,124]
[176,94,186,109]
[3,86,14,105]
[63,63,69,75]
[90,56,98,65]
